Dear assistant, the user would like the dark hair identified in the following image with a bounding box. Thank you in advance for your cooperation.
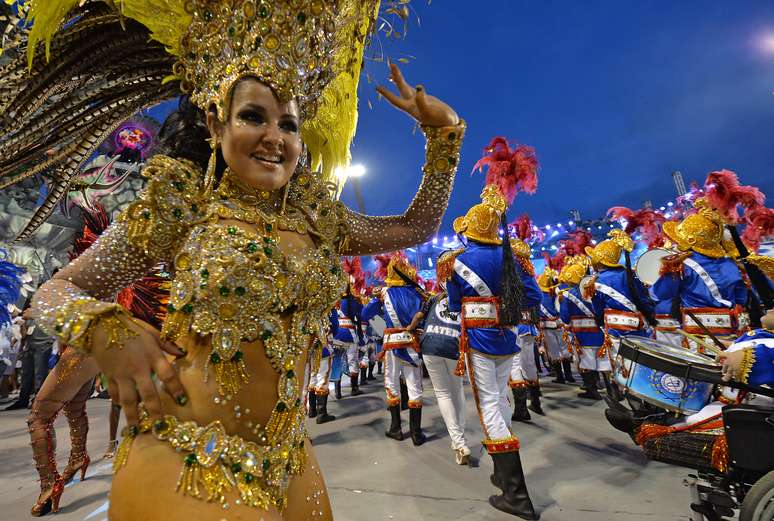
[157,96,227,180]
[499,212,524,326]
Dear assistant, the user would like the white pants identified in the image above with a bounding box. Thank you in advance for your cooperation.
[424,355,467,450]
[655,330,683,349]
[345,342,360,376]
[579,346,612,372]
[384,350,423,407]
[542,328,568,361]
[510,335,538,385]
[467,351,514,442]
[310,356,332,395]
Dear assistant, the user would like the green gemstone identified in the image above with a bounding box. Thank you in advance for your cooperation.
[190,204,198,213]
[262,459,271,471]
[227,226,237,235]
[330,266,339,274]
[263,236,273,244]
[231,350,243,362]
[235,286,246,296]
[173,181,184,191]
[244,472,255,484]
[210,352,222,364]
[263,247,272,256]
[247,242,258,253]
[231,463,242,474]
[261,330,273,340]
[320,208,329,216]
[287,370,295,378]
[276,401,287,412]
[295,398,301,407]
[265,223,273,232]
[203,9,213,21]
[185,453,198,466]
[299,440,305,448]
[220,286,230,297]
[228,25,236,36]
[258,5,269,17]
[448,132,457,141]
[181,304,193,313]
[142,209,151,220]
[297,12,307,23]
[203,54,211,64]
[167,303,177,313]
[200,269,209,278]
[153,419,169,433]
[172,208,183,219]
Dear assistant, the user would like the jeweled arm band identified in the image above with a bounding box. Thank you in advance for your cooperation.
[33,284,137,354]
[342,120,466,255]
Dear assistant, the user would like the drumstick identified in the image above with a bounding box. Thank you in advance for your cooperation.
[684,310,729,352]
[673,329,723,355]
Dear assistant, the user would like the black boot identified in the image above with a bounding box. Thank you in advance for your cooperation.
[551,361,565,384]
[377,361,383,375]
[604,406,636,435]
[602,372,624,402]
[489,452,539,520]
[528,386,544,416]
[511,387,531,422]
[577,371,603,400]
[562,359,576,383]
[385,404,404,440]
[360,367,368,386]
[316,394,336,424]
[308,391,318,418]
[409,407,427,446]
[334,380,342,400]
[400,379,409,410]
[367,362,376,381]
[350,373,364,396]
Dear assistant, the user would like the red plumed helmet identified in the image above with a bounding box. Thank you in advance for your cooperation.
[472,137,538,206]
[704,170,765,223]
[510,213,542,242]
[608,206,665,248]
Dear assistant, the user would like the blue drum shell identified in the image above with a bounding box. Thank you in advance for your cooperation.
[617,360,714,414]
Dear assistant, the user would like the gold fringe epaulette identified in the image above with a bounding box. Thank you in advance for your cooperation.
[659,251,693,277]
[436,248,464,283]
[747,255,774,282]
[517,256,535,277]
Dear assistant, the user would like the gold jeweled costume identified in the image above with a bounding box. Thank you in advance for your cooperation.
[16,0,466,514]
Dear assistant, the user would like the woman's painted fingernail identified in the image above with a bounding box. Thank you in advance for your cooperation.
[176,394,188,406]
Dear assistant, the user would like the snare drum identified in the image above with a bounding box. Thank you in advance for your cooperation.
[615,337,722,414]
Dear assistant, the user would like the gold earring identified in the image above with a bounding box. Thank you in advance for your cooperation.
[204,137,219,194]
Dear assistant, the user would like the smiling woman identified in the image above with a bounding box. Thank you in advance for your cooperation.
[3,1,465,520]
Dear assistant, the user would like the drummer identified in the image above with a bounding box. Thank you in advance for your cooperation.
[607,308,774,472]
[585,229,655,400]
[558,256,607,400]
[537,267,576,384]
[651,199,748,353]
[653,298,683,348]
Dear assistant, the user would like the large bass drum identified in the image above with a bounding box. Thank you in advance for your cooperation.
[634,248,672,285]
[615,336,721,414]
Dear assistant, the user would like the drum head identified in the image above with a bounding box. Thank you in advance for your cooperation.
[619,337,722,384]
[634,248,671,285]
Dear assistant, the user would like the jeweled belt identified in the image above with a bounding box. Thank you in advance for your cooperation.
[115,409,307,512]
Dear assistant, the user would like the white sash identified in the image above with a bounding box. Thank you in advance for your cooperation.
[383,292,403,328]
[684,258,733,307]
[727,337,774,352]
[566,292,594,318]
[454,259,493,297]
[540,303,557,320]
[594,282,637,312]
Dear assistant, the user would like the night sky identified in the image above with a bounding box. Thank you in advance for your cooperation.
[339,0,774,236]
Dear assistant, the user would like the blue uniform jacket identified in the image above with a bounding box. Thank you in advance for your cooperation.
[591,267,653,338]
[539,291,560,320]
[731,328,774,387]
[362,286,424,365]
[560,286,604,348]
[322,309,338,358]
[446,241,542,356]
[652,253,747,310]
[333,297,364,346]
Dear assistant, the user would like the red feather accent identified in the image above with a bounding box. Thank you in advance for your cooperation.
[741,206,774,252]
[676,182,705,208]
[116,266,170,329]
[543,251,567,272]
[373,253,393,280]
[560,230,593,257]
[607,206,635,222]
[472,137,538,206]
[704,170,766,223]
[342,256,368,294]
[70,204,110,260]
[510,214,540,241]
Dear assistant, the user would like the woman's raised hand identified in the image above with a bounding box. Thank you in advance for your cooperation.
[377,62,459,128]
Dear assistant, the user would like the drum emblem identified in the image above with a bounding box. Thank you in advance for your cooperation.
[659,374,684,395]
[648,371,699,400]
